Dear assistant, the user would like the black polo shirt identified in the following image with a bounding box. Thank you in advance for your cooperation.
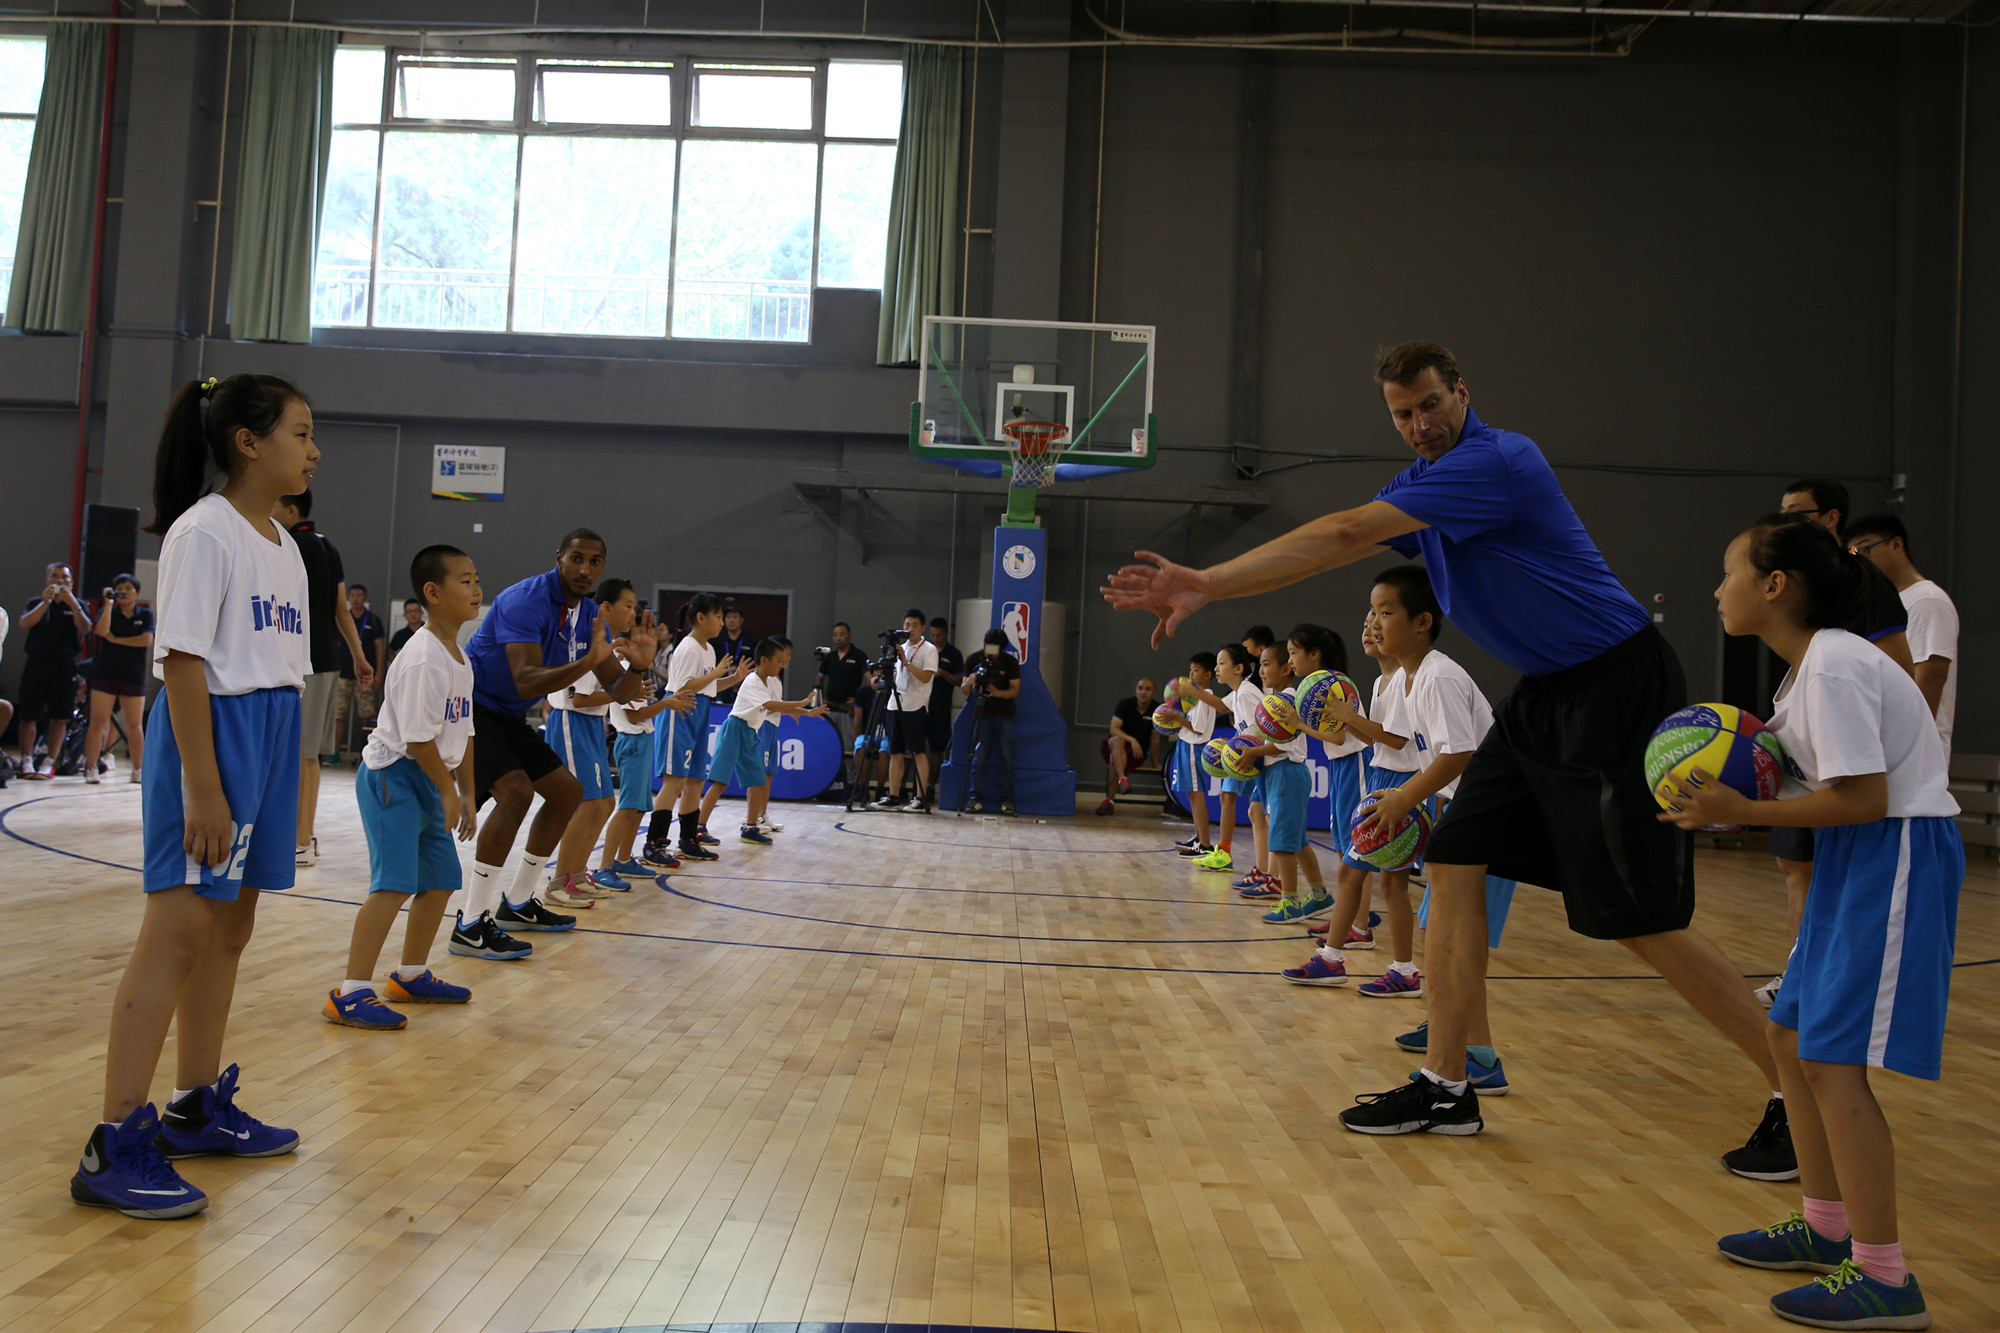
[819,643,868,706]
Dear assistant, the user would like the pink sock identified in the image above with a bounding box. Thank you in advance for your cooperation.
[1801,1196,1849,1240]
[1851,1239,1908,1286]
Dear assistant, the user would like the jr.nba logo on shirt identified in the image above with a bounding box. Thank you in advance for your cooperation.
[445,695,470,723]
[249,594,304,634]
[1002,601,1030,662]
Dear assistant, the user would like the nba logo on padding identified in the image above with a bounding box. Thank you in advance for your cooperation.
[1002,601,1030,661]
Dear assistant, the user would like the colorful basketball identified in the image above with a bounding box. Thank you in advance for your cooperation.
[1348,791,1432,871]
[1295,670,1362,739]
[1151,703,1186,736]
[1202,734,1264,780]
[1251,692,1301,744]
[1645,703,1787,832]
[1167,675,1194,705]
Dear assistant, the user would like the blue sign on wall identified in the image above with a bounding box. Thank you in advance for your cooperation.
[703,713,844,800]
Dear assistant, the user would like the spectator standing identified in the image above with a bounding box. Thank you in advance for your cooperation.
[1847,513,1958,759]
[0,604,12,784]
[925,616,965,758]
[275,491,371,867]
[385,597,424,669]
[867,609,938,812]
[336,583,387,756]
[815,622,868,776]
[82,574,154,784]
[17,561,91,778]
[712,603,754,708]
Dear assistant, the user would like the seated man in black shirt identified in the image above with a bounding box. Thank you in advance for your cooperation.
[17,562,90,779]
[1098,677,1161,814]
[960,629,1021,815]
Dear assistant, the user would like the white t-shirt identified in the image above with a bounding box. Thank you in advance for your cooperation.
[1367,668,1418,773]
[546,660,612,717]
[731,670,778,730]
[1224,680,1262,732]
[1178,687,1217,747]
[608,650,655,735]
[1900,579,1958,756]
[151,493,311,695]
[1272,685,1309,763]
[1403,650,1492,799]
[893,637,939,711]
[1770,629,1957,819]
[666,634,718,696]
[1317,673,1371,761]
[363,627,474,771]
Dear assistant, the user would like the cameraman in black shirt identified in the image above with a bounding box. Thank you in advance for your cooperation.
[16,561,90,779]
[961,629,1021,815]
[925,617,965,756]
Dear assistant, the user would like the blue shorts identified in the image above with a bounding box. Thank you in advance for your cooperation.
[142,686,301,900]
[1418,875,1518,949]
[1343,766,1423,873]
[1770,816,1964,1080]
[545,709,612,801]
[357,757,461,895]
[613,731,654,812]
[654,695,712,784]
[1220,773,1256,798]
[1325,752,1366,857]
[1172,740,1206,803]
[706,715,768,790]
[1264,759,1310,854]
[761,720,779,772]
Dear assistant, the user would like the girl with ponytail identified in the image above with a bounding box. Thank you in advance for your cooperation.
[72,375,317,1221]
[1658,515,1964,1326]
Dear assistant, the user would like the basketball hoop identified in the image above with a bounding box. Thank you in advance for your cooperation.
[1002,419,1069,488]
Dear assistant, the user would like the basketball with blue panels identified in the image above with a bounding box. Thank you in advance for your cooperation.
[1152,703,1187,736]
[1349,790,1432,871]
[1295,670,1362,739]
[1644,703,1787,831]
[1251,693,1301,744]
[1201,735,1263,780]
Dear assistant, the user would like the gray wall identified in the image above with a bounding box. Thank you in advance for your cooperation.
[0,10,1987,764]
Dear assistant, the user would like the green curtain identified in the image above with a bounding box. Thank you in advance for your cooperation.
[4,24,106,334]
[876,45,963,367]
[230,27,336,342]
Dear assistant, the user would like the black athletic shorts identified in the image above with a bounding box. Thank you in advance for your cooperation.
[1425,624,1695,941]
[472,704,564,807]
[18,657,79,725]
[1767,825,1814,862]
[890,708,930,757]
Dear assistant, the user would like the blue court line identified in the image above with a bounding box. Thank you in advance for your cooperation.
[653,880,1302,944]
[672,869,1271,907]
[6,790,1997,980]
[832,820,1176,853]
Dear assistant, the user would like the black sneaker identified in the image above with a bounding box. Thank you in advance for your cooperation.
[1338,1076,1484,1136]
[494,897,576,933]
[638,838,682,870]
[1722,1096,1799,1181]
[678,840,720,862]
[449,912,533,960]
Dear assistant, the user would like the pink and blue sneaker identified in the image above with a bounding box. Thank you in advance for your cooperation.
[1281,953,1348,987]
[155,1065,299,1159]
[1357,966,1423,998]
[71,1105,208,1218]
[385,969,471,1004]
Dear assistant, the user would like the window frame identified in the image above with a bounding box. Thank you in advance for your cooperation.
[317,44,901,345]
[0,31,49,302]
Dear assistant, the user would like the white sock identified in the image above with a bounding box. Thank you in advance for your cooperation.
[396,958,427,979]
[170,1087,196,1104]
[467,860,505,920]
[1316,946,1344,965]
[507,851,549,908]
[1772,1090,1784,1100]
[1390,959,1419,975]
[1422,1069,1470,1097]
[338,979,371,996]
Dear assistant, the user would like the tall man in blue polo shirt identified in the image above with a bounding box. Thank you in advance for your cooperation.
[1105,341,1791,1174]
[459,529,658,951]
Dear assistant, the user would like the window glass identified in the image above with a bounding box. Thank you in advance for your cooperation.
[537,65,672,126]
[694,68,812,130]
[373,131,518,330]
[673,139,816,341]
[310,129,381,327]
[0,35,47,114]
[817,142,895,290]
[330,47,385,124]
[394,56,517,121]
[825,61,901,140]
[514,136,677,336]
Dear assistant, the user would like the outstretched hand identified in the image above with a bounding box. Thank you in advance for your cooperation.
[1100,550,1214,650]
[625,622,661,670]
[661,688,697,716]
[583,615,616,669]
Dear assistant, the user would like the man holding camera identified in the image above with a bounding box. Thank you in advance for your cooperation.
[16,562,90,779]
[868,610,937,812]
[961,628,1021,815]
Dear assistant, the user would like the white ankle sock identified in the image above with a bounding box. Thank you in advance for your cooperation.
[1422,1069,1470,1097]
[1316,946,1344,964]
[467,860,505,920]
[507,851,549,908]
[338,979,370,996]
[1390,959,1419,975]
[170,1087,196,1104]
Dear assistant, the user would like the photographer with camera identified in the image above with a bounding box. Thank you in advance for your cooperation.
[961,629,1022,815]
[16,561,91,779]
[867,610,938,813]
[814,622,869,764]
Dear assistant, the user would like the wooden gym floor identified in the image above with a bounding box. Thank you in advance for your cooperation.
[1,768,1994,1333]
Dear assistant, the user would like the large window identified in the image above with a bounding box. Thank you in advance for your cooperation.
[312,47,902,343]
[0,36,48,304]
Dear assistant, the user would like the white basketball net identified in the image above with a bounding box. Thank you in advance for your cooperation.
[1003,420,1068,489]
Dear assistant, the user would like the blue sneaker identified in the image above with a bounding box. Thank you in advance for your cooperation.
[1240,882,1283,900]
[1717,1212,1852,1273]
[156,1065,299,1159]
[696,825,720,846]
[1231,870,1263,890]
[1261,899,1315,925]
[1298,892,1337,920]
[590,867,633,892]
[740,825,774,845]
[322,987,407,1029]
[386,969,472,1004]
[1367,911,1382,929]
[610,857,649,878]
[71,1105,208,1218]
[1768,1260,1929,1329]
[1281,954,1348,986]
[1357,966,1423,998]
[1407,1051,1509,1097]
[1396,1020,1428,1053]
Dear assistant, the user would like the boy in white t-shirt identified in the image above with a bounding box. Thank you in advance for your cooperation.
[643,594,753,867]
[701,638,828,843]
[1169,652,1220,856]
[325,546,500,1031]
[1846,513,1957,760]
[597,612,691,885]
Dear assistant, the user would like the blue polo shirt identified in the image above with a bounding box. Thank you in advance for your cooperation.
[1375,409,1649,677]
[467,567,597,715]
